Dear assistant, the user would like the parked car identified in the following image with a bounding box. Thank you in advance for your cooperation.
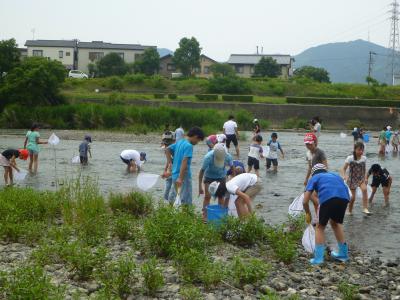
[68,70,88,79]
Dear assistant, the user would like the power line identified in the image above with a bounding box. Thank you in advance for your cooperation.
[387,0,400,85]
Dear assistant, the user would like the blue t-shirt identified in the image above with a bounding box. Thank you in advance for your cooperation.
[386,131,393,141]
[201,150,233,179]
[306,172,350,205]
[169,139,193,180]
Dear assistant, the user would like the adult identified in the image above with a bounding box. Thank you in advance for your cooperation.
[199,143,234,219]
[120,150,146,173]
[0,149,28,186]
[223,115,240,157]
[24,123,48,174]
[174,125,185,142]
[210,173,261,218]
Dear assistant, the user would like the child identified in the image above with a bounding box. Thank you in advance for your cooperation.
[162,124,175,148]
[378,126,387,155]
[247,135,264,177]
[166,127,205,205]
[266,132,284,172]
[366,164,392,207]
[227,160,245,178]
[0,149,29,186]
[24,123,48,173]
[303,164,350,265]
[174,125,185,142]
[341,142,370,215]
[386,126,393,145]
[209,172,261,218]
[392,132,399,152]
[162,131,176,203]
[310,117,322,137]
[206,134,218,151]
[253,119,261,136]
[223,115,240,157]
[120,150,146,173]
[79,135,92,165]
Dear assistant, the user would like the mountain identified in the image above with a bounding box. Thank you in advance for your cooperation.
[294,40,390,84]
[157,48,173,57]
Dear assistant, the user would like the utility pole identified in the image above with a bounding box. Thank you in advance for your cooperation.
[387,0,400,85]
[368,51,377,84]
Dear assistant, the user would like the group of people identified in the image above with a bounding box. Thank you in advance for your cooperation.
[378,125,400,154]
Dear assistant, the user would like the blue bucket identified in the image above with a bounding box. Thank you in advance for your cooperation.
[206,204,228,226]
[363,133,370,143]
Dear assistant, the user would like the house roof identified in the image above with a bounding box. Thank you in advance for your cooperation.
[78,41,154,50]
[160,53,217,63]
[160,53,173,60]
[25,40,76,48]
[227,54,292,65]
[201,54,217,63]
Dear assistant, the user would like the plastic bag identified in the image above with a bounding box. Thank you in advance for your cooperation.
[340,132,347,138]
[14,169,28,182]
[386,144,393,153]
[288,193,304,217]
[48,133,60,146]
[228,194,239,217]
[173,191,181,208]
[71,156,80,164]
[302,225,315,253]
[137,173,159,191]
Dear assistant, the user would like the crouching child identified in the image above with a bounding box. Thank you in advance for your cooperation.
[303,163,350,265]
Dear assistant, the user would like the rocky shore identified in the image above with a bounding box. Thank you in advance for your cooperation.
[1,237,399,300]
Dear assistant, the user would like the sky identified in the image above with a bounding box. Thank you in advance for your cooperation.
[0,0,391,61]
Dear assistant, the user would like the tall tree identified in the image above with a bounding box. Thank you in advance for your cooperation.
[294,66,330,83]
[136,48,160,75]
[173,37,201,76]
[96,53,128,77]
[254,57,281,78]
[0,38,20,79]
[210,63,235,77]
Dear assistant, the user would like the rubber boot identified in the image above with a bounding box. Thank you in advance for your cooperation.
[310,244,325,265]
[331,242,349,262]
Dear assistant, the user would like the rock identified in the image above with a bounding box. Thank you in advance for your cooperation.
[271,279,287,291]
[243,284,253,293]
[289,273,302,283]
[387,261,399,267]
[381,270,388,276]
[306,288,318,296]
[231,295,241,300]
[359,286,371,294]
[86,282,100,293]
[223,289,231,296]
[206,293,217,300]
[287,288,297,294]
[259,285,273,294]
[167,284,180,293]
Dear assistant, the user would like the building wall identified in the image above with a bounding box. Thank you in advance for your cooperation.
[77,48,145,73]
[232,64,291,79]
[159,56,175,77]
[197,56,216,78]
[26,46,75,68]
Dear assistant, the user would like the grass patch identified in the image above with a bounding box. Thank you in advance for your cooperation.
[109,191,154,217]
[228,255,270,287]
[338,281,359,300]
[141,257,165,296]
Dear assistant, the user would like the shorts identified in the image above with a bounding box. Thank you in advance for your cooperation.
[27,148,39,155]
[203,177,225,185]
[226,134,238,148]
[244,183,262,199]
[0,154,10,167]
[247,157,260,170]
[120,156,132,165]
[318,198,348,226]
[371,176,390,188]
[80,156,88,164]
[266,158,278,168]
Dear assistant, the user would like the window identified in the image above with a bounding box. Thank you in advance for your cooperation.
[193,67,200,74]
[167,64,176,71]
[88,52,104,61]
[250,66,254,74]
[116,52,124,60]
[204,66,210,74]
[235,65,244,74]
[32,50,43,57]
[59,51,63,59]
[134,53,142,61]
[66,52,70,56]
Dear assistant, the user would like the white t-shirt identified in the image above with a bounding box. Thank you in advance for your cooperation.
[226,173,258,195]
[345,155,367,164]
[223,120,238,135]
[314,123,321,137]
[120,150,142,166]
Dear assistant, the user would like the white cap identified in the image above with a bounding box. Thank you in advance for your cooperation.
[208,181,220,196]
[253,119,258,123]
[387,126,392,130]
[216,134,226,143]
[213,143,226,168]
[353,127,358,131]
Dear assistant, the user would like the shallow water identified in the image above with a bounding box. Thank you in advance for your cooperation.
[1,130,399,259]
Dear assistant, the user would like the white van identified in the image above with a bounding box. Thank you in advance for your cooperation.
[68,70,88,79]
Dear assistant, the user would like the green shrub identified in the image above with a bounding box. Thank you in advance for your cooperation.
[345,119,364,130]
[228,256,269,287]
[208,76,251,94]
[286,96,400,107]
[124,73,146,84]
[265,225,298,264]
[96,254,137,298]
[195,94,219,101]
[141,257,165,296]
[154,93,165,99]
[106,92,125,105]
[283,117,308,129]
[222,94,253,102]
[338,281,359,300]
[109,191,153,217]
[218,215,266,247]
[144,205,219,257]
[180,285,203,300]
[168,93,178,99]
[106,76,124,91]
[112,213,138,241]
[0,265,65,299]
[147,75,167,89]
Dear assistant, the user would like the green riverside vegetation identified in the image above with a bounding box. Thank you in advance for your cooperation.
[0,178,305,299]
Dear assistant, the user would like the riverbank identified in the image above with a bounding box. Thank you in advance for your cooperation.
[0,182,399,300]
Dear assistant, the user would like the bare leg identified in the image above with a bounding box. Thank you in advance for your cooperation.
[33,154,39,174]
[315,224,326,245]
[235,197,250,218]
[202,182,211,220]
[330,220,345,243]
[311,192,319,216]
[9,168,13,185]
[3,167,9,185]
[235,146,240,157]
[369,186,377,204]
[247,166,252,174]
[382,186,390,206]
[348,189,356,214]
[359,183,368,210]
[255,169,260,178]
[28,153,34,172]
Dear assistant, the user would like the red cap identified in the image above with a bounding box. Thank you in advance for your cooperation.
[304,133,317,144]
[18,149,29,160]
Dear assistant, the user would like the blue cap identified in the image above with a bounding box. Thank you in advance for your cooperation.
[140,152,147,161]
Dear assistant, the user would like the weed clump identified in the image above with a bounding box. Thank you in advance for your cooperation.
[109,191,154,217]
[141,257,165,296]
[265,224,298,264]
[228,256,270,287]
[112,212,139,241]
[338,281,359,300]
